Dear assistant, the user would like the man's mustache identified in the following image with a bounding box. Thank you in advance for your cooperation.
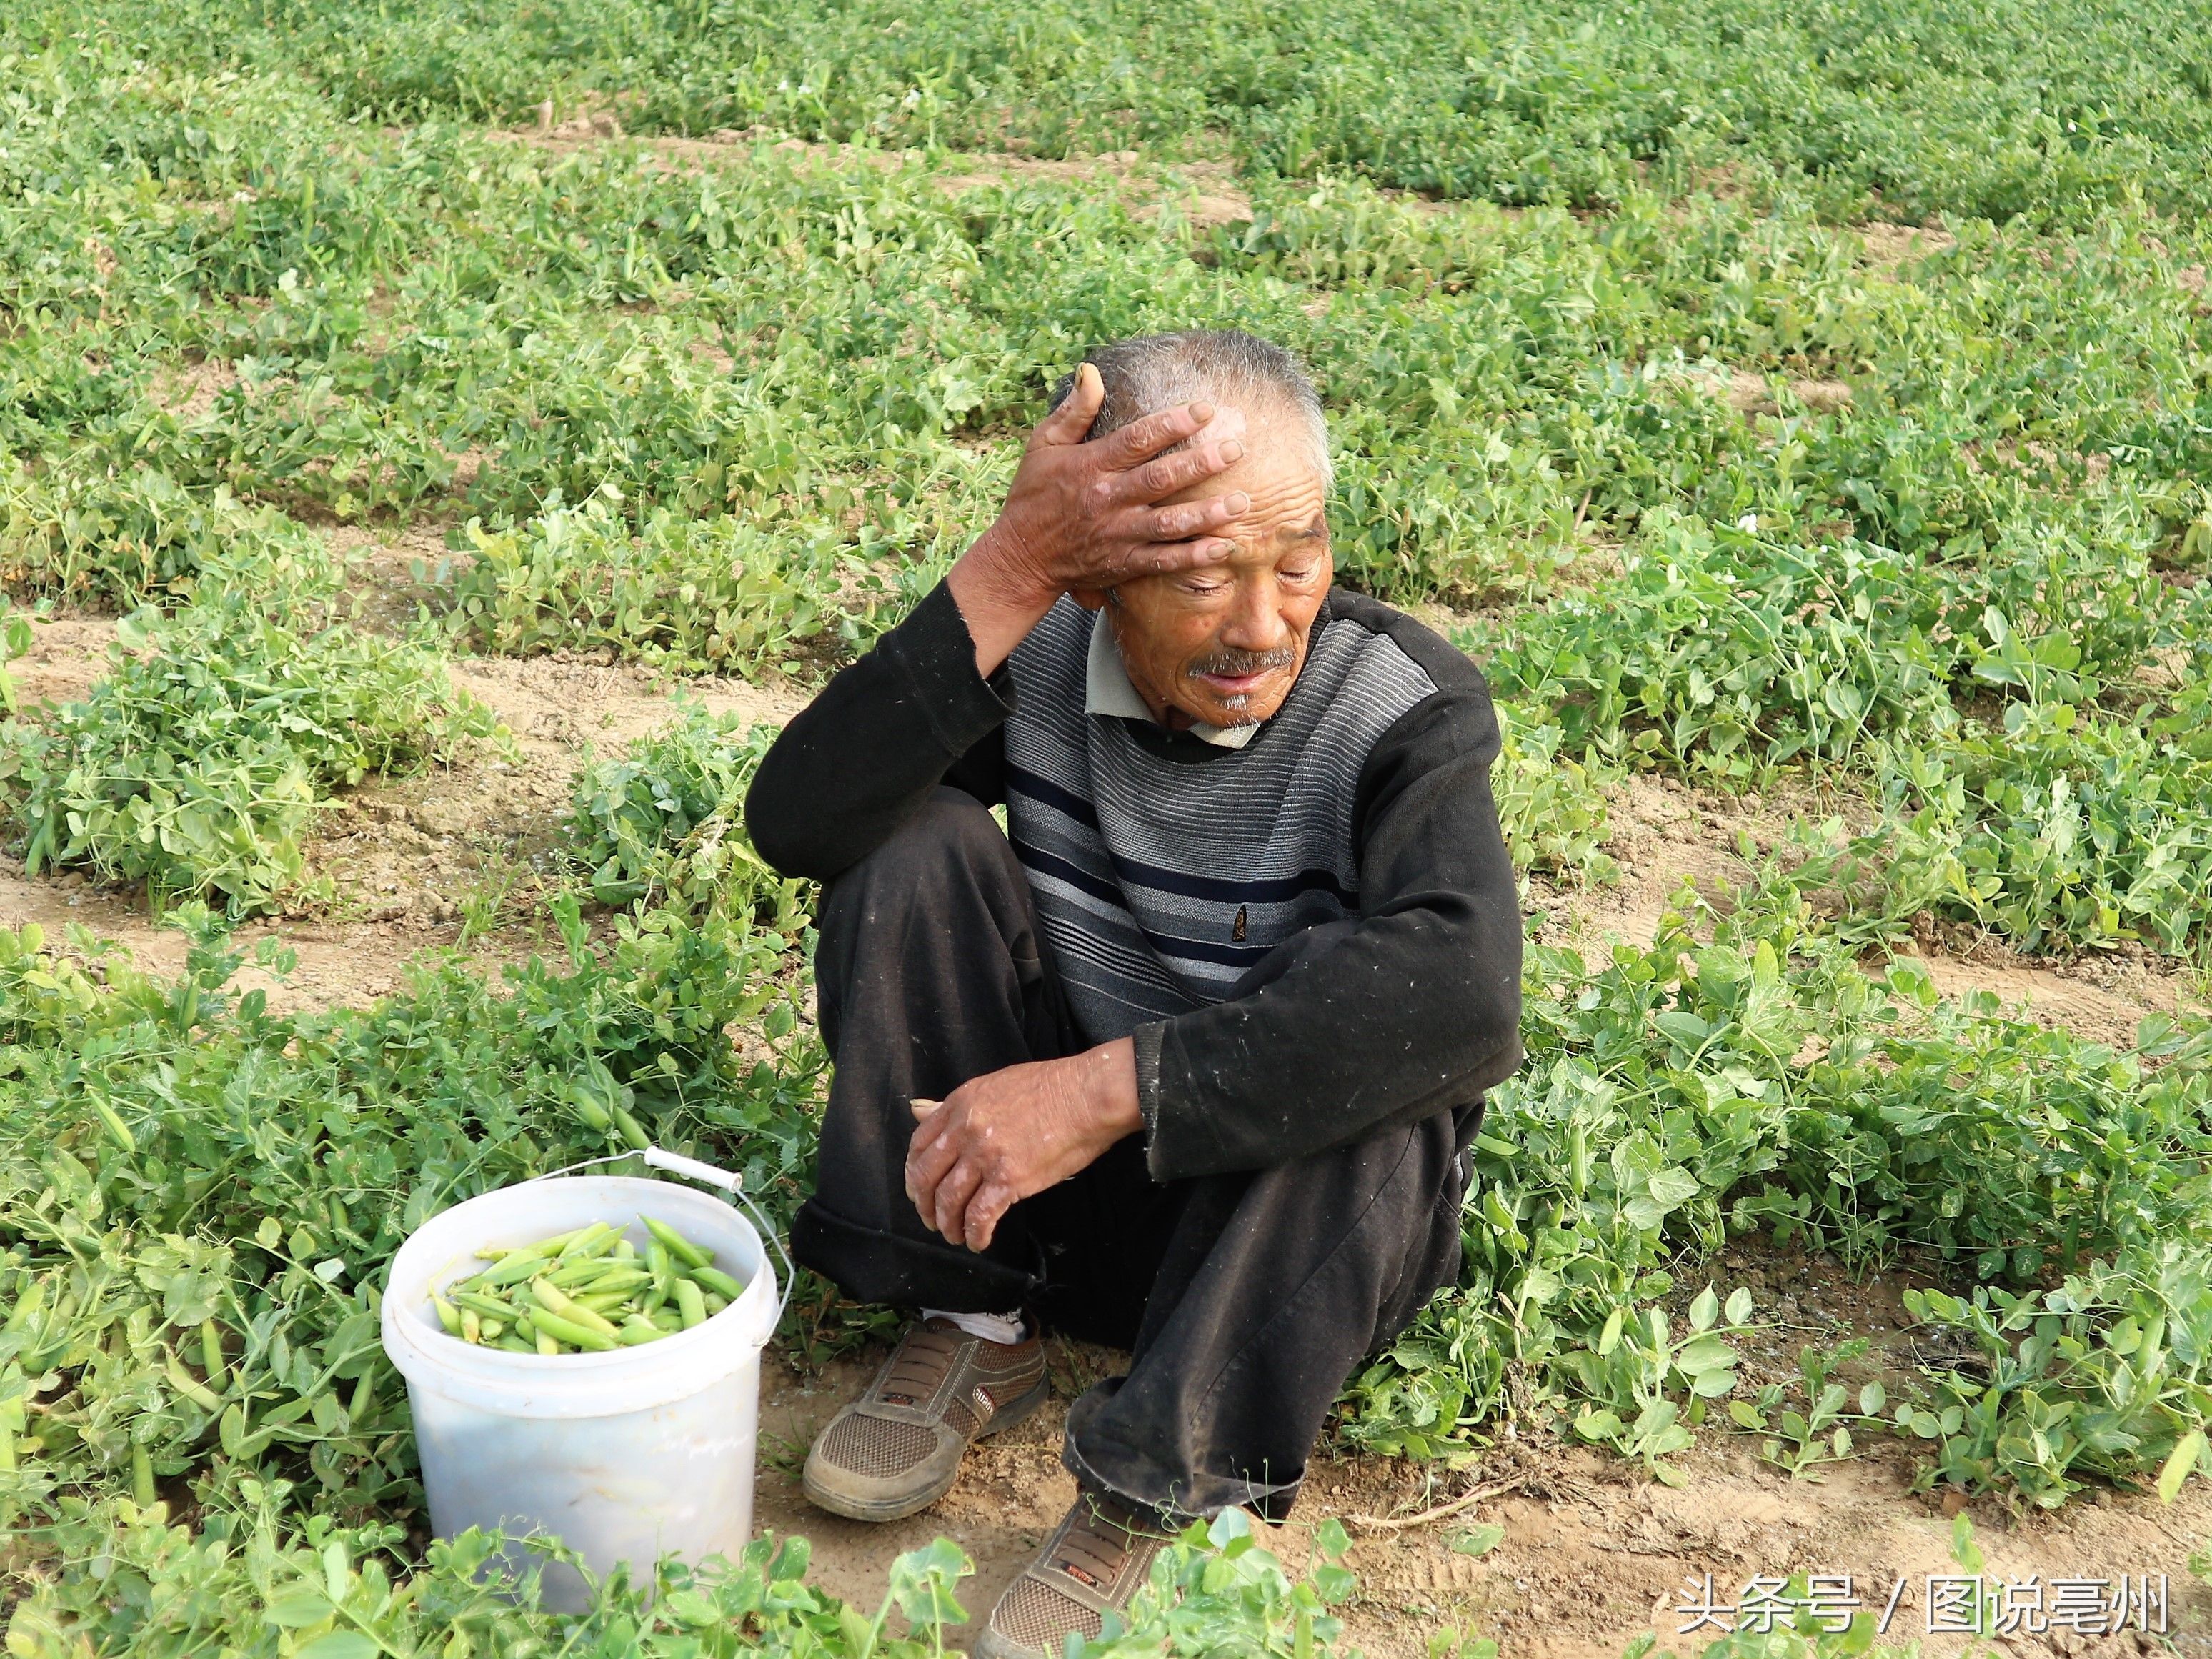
[1186,644,1299,679]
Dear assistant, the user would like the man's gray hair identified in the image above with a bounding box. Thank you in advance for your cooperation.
[1048,329,1332,489]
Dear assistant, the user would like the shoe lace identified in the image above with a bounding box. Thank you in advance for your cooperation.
[1052,1499,1156,1588]
[872,1322,964,1405]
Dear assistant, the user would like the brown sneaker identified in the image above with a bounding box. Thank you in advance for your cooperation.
[802,1317,1048,1522]
[974,1493,1175,1659]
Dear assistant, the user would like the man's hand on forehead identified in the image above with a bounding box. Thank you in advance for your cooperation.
[944,362,1253,675]
[1105,399,1248,469]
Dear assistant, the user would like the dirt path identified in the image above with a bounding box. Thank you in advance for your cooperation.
[0,618,807,1010]
[489,116,1254,230]
[1537,772,2202,1045]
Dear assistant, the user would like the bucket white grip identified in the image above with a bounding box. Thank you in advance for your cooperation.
[640,1145,797,1327]
[641,1145,744,1192]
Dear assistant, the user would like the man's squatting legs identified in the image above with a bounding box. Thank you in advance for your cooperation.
[794,787,1483,1522]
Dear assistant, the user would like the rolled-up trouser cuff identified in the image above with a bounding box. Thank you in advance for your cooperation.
[791,1195,1043,1313]
[1061,1378,1305,1526]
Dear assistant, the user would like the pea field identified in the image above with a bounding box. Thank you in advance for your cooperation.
[3,0,2212,1653]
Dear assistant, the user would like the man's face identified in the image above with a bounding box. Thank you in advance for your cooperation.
[1077,404,1332,731]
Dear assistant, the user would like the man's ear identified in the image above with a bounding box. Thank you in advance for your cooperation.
[1072,586,1110,612]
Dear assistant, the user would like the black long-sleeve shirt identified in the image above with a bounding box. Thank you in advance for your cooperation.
[747,579,1523,1181]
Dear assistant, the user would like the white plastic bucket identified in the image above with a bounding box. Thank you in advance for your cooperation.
[381,1155,782,1611]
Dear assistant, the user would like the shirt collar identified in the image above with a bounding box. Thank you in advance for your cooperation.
[1083,607,1261,750]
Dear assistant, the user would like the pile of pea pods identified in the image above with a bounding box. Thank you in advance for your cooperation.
[432,1217,744,1354]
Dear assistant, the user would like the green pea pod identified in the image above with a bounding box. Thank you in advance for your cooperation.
[477,1250,561,1291]
[646,1217,714,1271]
[675,1278,707,1330]
[433,1296,464,1338]
[200,1319,226,1385]
[462,1307,482,1345]
[454,1290,521,1323]
[614,1238,637,1262]
[613,1107,651,1152]
[555,1222,617,1263]
[529,1277,620,1339]
[615,1318,667,1346]
[91,1095,136,1153]
[537,1330,563,1356]
[5,1276,45,1332]
[497,1332,534,1354]
[592,1286,652,1310]
[349,1366,377,1423]
[572,1290,631,1315]
[531,1310,614,1352]
[568,1081,612,1132]
[570,1274,646,1300]
[702,1291,729,1316]
[164,1351,224,1414]
[689,1266,744,1300]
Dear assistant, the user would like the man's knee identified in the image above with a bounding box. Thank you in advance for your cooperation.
[1245,1109,1468,1346]
[818,787,1018,933]
[812,787,1040,1052]
[823,786,1012,891]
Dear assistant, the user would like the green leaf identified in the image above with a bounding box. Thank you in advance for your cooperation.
[1573,1409,1624,1442]
[295,1635,379,1659]
[1950,1513,1985,1574]
[1207,1508,1254,1549]
[1673,1335,1737,1374]
[261,1590,334,1628]
[663,1588,722,1628]
[1688,1286,1719,1331]
[1643,1167,1699,1210]
[1312,1562,1357,1604]
[1448,1523,1505,1558]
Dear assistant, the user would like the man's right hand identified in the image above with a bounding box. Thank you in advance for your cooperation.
[943,362,1251,675]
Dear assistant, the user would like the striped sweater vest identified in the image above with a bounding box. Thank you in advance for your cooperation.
[1002,597,1443,1046]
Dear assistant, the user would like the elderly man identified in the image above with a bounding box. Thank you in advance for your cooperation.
[745,329,1521,1658]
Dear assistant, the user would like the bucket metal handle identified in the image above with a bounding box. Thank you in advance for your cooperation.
[525,1145,797,1327]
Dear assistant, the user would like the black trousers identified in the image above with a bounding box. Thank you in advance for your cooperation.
[791,788,1482,1522]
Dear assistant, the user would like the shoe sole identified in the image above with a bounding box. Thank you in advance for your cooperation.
[802,1374,1050,1523]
